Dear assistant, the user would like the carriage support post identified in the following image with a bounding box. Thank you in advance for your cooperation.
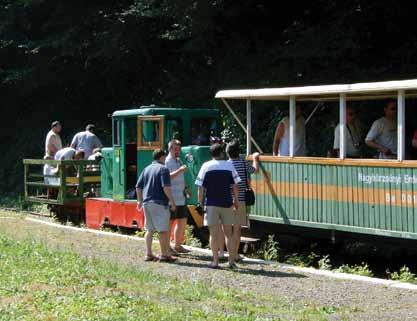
[289,96,296,157]
[397,90,405,161]
[339,93,347,159]
[246,99,252,155]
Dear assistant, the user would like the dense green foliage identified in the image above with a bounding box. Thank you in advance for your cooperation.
[2,0,417,193]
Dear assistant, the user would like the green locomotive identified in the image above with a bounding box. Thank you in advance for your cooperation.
[24,106,219,229]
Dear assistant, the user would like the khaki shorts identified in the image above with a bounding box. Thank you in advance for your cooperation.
[143,202,170,232]
[205,206,235,226]
[234,201,248,226]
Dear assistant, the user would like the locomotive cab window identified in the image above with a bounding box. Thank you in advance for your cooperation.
[113,119,121,146]
[137,116,164,150]
[166,118,183,142]
[191,118,218,145]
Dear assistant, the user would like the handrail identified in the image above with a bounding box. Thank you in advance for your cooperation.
[23,158,101,205]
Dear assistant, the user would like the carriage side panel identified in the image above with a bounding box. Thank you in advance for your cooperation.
[250,158,417,239]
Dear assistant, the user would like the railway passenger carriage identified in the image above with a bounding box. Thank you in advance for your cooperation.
[216,79,417,240]
[24,79,417,242]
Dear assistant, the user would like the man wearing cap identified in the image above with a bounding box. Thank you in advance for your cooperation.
[45,121,62,158]
[70,124,103,159]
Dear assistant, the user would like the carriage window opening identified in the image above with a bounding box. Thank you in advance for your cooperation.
[113,120,120,146]
[191,118,218,145]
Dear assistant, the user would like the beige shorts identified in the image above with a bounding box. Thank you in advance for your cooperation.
[205,206,235,226]
[143,202,170,232]
[234,201,248,226]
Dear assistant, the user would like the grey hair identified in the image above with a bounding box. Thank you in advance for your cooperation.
[168,139,181,151]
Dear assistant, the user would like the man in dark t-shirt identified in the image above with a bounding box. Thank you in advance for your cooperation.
[136,149,177,262]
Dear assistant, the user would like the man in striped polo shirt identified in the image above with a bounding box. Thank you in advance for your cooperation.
[195,144,241,268]
[226,140,260,261]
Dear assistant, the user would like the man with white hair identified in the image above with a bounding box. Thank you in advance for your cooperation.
[165,139,190,254]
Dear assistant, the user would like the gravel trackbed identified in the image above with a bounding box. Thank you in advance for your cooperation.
[1,212,417,321]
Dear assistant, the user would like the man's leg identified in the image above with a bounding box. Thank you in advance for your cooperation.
[218,226,225,257]
[145,230,154,257]
[143,203,154,258]
[174,217,187,248]
[233,224,241,259]
[222,224,236,265]
[159,231,171,257]
[208,224,220,266]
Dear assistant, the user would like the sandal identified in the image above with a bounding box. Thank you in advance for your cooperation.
[158,255,177,263]
[175,246,191,254]
[144,255,158,262]
[228,262,238,269]
[208,262,220,269]
[235,256,244,263]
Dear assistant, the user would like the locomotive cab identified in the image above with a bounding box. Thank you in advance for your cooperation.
[86,106,219,229]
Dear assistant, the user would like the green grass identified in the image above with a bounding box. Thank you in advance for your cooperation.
[0,234,334,321]
[0,195,48,213]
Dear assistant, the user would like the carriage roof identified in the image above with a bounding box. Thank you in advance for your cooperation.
[215,79,417,101]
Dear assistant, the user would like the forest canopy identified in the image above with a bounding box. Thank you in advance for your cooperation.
[2,0,417,192]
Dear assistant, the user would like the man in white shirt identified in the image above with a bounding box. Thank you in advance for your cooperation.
[165,139,190,254]
[365,100,397,159]
[55,147,84,161]
[71,124,103,159]
[44,121,62,158]
[333,106,364,158]
[272,104,306,156]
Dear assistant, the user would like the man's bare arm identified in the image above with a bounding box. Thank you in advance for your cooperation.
[169,165,187,180]
[365,139,390,154]
[47,136,58,155]
[251,152,260,173]
[272,123,285,156]
[197,186,205,204]
[232,184,239,209]
[163,186,176,211]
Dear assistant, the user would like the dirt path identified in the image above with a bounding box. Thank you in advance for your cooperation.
[1,212,417,321]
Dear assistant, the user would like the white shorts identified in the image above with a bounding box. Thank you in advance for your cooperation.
[143,202,170,232]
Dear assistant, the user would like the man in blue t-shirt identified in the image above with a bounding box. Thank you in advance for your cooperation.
[195,144,241,268]
[136,149,177,262]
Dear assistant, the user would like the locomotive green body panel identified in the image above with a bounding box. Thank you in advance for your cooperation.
[100,148,114,199]
[180,146,212,205]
